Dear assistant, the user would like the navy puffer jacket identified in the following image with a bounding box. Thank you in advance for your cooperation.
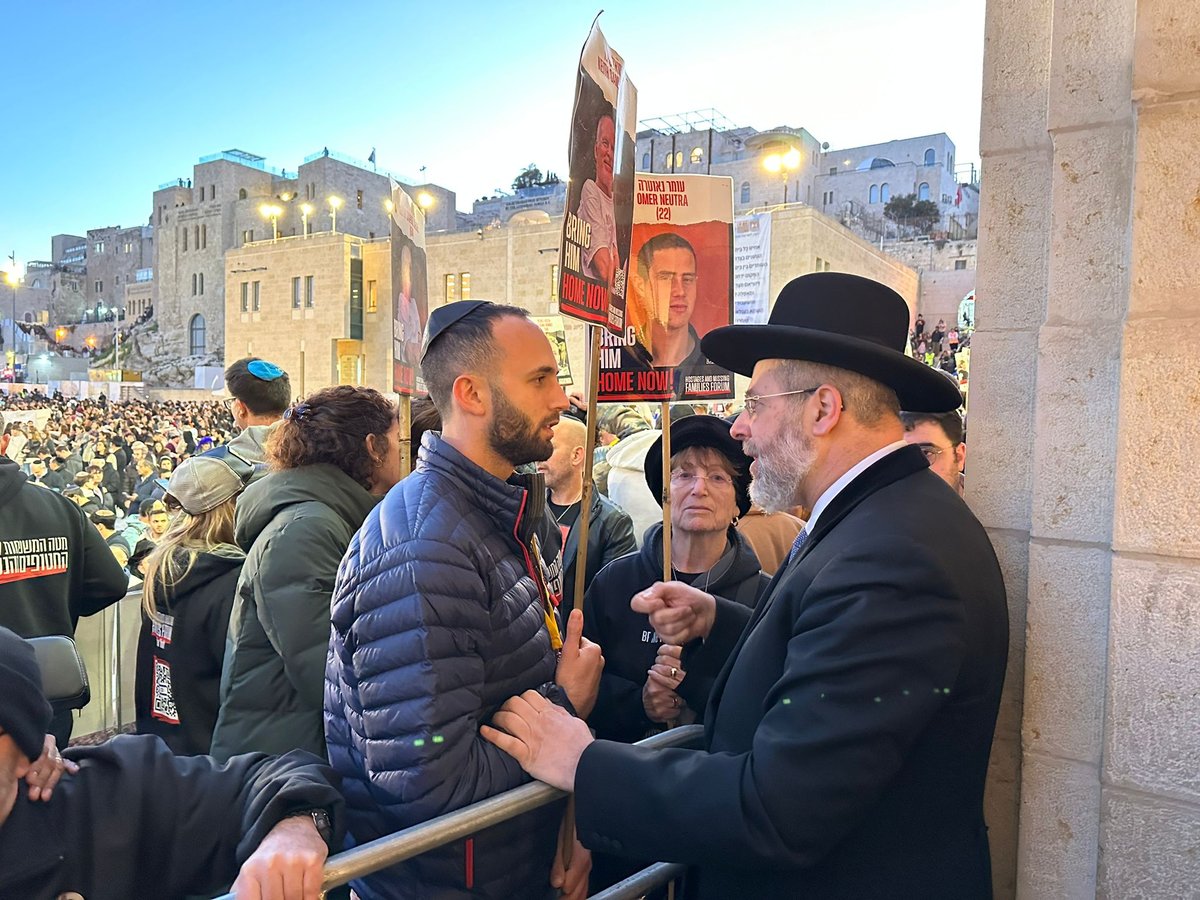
[325,432,564,900]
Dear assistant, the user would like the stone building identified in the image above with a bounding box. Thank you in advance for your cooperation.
[224,203,917,398]
[636,112,825,213]
[970,0,1200,896]
[84,224,152,317]
[149,148,456,374]
[814,134,980,239]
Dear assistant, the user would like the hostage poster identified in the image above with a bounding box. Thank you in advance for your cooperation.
[558,20,637,333]
[597,173,735,402]
[390,183,429,396]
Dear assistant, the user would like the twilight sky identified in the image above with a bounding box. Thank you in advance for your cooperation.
[0,0,985,269]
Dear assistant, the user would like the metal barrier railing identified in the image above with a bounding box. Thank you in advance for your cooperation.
[213,725,704,900]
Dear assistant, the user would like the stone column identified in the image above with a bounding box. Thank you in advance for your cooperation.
[974,0,1200,896]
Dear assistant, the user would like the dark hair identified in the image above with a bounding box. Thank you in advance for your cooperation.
[900,410,965,445]
[420,303,530,413]
[225,357,291,416]
[410,396,442,449]
[637,232,695,282]
[267,386,396,490]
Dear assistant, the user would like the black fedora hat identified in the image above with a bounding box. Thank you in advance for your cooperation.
[644,415,752,517]
[701,273,962,413]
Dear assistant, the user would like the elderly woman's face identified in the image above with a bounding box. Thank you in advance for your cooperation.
[668,446,739,536]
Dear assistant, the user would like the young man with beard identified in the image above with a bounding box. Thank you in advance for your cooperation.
[325,301,604,900]
[482,274,1010,899]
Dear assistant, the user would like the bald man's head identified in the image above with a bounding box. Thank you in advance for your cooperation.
[538,416,587,497]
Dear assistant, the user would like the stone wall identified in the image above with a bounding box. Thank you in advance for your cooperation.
[972,0,1200,896]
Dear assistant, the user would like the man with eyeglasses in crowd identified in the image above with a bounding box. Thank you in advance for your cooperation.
[482,273,1008,899]
[901,410,966,496]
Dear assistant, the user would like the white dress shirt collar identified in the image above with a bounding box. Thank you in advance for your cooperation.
[803,440,910,535]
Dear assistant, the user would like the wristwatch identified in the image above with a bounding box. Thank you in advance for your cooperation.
[288,807,334,845]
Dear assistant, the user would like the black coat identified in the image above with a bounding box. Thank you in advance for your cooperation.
[575,446,1009,899]
[584,523,768,743]
[135,549,244,755]
[0,457,128,639]
[0,734,344,900]
[550,489,637,610]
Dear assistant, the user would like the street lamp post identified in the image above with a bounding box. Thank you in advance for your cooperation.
[328,196,343,233]
[4,255,18,383]
[763,147,802,204]
[259,204,282,241]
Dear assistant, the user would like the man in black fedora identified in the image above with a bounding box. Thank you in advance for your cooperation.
[483,273,1010,899]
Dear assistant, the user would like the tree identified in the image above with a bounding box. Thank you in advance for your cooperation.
[513,164,543,190]
[884,193,941,234]
[512,164,562,191]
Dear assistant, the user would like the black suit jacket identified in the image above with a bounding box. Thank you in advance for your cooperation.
[575,445,1009,899]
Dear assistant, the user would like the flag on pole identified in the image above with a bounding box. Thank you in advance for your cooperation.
[368,148,377,169]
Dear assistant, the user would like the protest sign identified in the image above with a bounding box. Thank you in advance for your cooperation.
[597,173,735,402]
[390,184,429,396]
[733,212,772,324]
[558,21,637,333]
[532,315,574,385]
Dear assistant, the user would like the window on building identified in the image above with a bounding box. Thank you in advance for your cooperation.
[241,282,249,312]
[825,260,832,272]
[869,184,879,204]
[123,241,133,253]
[740,182,751,204]
[305,275,314,308]
[918,182,930,201]
[949,153,954,172]
[459,272,471,301]
[239,188,247,200]
[943,194,952,205]
[199,186,205,201]
[880,183,891,203]
[551,264,559,301]
[829,167,838,175]
[292,276,302,309]
[115,275,121,285]
[243,229,253,244]
[815,256,823,271]
[198,272,204,295]
[191,273,197,296]
[665,153,673,169]
[94,279,103,294]
[444,273,457,302]
[182,227,188,251]
[674,150,683,169]
[252,281,261,311]
[924,148,935,166]
[189,314,206,355]
[94,241,104,254]
[367,279,378,313]
[201,224,207,248]
[955,258,968,270]
[356,190,364,210]
[210,184,216,200]
[194,225,200,248]
[690,147,703,165]
[641,152,650,169]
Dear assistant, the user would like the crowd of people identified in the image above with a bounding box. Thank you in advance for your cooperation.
[0,275,996,900]
[910,311,971,382]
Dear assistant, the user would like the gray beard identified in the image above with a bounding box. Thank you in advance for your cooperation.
[748,427,814,513]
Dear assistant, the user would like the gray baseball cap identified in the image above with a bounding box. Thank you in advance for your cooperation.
[165,456,247,515]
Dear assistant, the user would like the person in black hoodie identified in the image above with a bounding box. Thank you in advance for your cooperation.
[582,414,769,894]
[0,412,129,745]
[584,414,769,744]
[135,453,253,755]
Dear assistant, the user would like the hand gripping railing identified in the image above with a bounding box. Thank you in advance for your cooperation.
[213,725,703,900]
